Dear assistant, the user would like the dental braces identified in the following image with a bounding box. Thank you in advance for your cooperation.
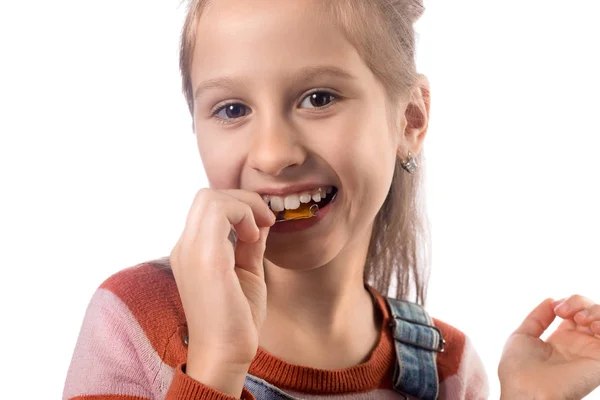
[275,203,319,223]
[272,190,337,223]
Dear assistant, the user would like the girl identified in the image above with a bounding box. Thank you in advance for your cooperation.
[63,0,600,399]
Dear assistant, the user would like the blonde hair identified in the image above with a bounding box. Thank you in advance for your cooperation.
[153,0,430,304]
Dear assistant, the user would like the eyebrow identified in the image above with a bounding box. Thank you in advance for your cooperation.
[193,65,357,100]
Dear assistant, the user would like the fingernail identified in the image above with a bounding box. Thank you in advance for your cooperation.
[552,300,562,308]
[591,321,600,334]
[555,302,570,313]
[552,298,566,308]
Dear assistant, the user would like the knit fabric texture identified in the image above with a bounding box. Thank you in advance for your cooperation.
[63,264,489,399]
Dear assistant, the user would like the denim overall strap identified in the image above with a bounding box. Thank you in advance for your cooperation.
[244,374,301,400]
[386,298,445,400]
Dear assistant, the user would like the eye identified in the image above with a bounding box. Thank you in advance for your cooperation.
[299,91,337,109]
[212,103,250,121]
[210,91,337,123]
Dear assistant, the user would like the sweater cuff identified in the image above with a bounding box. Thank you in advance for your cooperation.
[166,363,255,400]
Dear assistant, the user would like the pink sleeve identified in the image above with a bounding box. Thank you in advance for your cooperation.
[63,288,254,400]
[438,336,489,400]
[63,288,157,400]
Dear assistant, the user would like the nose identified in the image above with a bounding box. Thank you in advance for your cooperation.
[247,114,307,176]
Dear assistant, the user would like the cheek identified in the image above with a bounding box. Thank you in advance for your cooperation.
[336,108,397,219]
[196,135,245,188]
[337,109,397,186]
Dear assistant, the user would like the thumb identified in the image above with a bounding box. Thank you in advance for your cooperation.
[234,227,269,280]
[513,298,557,338]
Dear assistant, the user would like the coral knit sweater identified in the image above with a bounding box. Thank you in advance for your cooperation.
[63,264,489,399]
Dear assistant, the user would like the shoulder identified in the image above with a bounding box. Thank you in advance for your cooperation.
[100,260,181,309]
[99,258,172,294]
[431,318,467,381]
[432,318,489,398]
[65,262,187,399]
[99,260,186,325]
[96,261,187,366]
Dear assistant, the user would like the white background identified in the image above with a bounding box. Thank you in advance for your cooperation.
[1,0,599,399]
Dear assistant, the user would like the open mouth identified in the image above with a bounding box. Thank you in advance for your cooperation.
[263,186,338,222]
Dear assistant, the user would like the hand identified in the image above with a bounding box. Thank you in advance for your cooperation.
[498,295,600,400]
[169,189,275,396]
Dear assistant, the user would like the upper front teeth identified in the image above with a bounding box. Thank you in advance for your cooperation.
[284,195,300,210]
[270,196,285,212]
[264,186,333,212]
[299,193,311,203]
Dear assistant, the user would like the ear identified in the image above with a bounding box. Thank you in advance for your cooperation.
[399,74,430,156]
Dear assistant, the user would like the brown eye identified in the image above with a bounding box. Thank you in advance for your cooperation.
[214,103,249,120]
[300,91,336,109]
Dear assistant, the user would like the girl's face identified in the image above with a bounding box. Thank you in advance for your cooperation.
[191,0,408,269]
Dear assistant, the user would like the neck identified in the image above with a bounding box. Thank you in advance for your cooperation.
[259,229,381,368]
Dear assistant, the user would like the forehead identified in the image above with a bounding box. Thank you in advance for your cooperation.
[191,0,368,83]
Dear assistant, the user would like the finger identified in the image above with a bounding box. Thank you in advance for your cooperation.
[574,304,600,326]
[591,321,600,335]
[235,227,269,280]
[222,190,276,228]
[553,294,595,319]
[513,298,557,338]
[209,198,260,244]
[551,298,567,308]
[186,189,260,243]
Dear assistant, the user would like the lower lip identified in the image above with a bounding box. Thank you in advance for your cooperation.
[269,196,337,234]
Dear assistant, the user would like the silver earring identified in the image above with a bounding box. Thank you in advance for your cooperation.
[400,151,418,174]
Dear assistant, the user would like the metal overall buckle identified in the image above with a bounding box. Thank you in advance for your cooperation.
[390,315,446,353]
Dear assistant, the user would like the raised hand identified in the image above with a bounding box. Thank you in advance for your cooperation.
[169,189,275,397]
[499,295,600,400]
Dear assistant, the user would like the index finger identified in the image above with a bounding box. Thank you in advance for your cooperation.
[221,189,276,228]
[513,298,557,338]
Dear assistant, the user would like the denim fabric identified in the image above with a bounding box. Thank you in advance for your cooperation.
[387,298,442,400]
[244,374,300,400]
[243,297,442,400]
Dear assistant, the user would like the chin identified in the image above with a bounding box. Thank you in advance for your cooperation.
[264,239,340,271]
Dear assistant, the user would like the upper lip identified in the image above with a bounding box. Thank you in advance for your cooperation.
[255,183,335,197]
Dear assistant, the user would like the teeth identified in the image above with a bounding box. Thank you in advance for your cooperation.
[265,186,335,212]
[284,194,301,210]
[299,193,312,203]
[312,191,321,202]
[270,196,284,212]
